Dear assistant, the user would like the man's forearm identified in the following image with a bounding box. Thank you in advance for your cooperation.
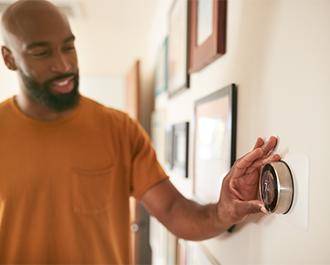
[162,198,232,240]
[141,179,232,241]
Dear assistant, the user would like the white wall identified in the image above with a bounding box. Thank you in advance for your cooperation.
[143,0,330,264]
[79,76,124,111]
[0,60,19,102]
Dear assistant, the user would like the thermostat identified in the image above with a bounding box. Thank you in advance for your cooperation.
[260,161,294,214]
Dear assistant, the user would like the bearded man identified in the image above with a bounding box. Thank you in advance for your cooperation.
[0,0,280,263]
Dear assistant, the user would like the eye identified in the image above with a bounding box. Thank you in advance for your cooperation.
[33,52,47,57]
[31,50,48,57]
[64,46,75,52]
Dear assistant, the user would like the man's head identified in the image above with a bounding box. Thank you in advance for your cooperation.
[1,0,79,112]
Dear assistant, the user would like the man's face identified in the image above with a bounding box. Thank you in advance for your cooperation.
[3,2,80,111]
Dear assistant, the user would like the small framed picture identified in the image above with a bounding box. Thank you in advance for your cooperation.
[189,0,227,73]
[176,239,187,265]
[193,84,237,203]
[155,37,168,96]
[166,231,178,265]
[151,109,166,164]
[168,0,189,97]
[165,124,174,169]
[172,122,189,178]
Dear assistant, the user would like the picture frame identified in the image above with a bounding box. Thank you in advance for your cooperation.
[189,0,227,73]
[154,37,168,96]
[193,84,237,203]
[125,61,140,120]
[172,122,189,178]
[150,217,168,265]
[168,0,189,97]
[165,124,174,169]
[166,231,178,265]
[151,109,166,165]
[176,239,187,265]
[187,242,220,265]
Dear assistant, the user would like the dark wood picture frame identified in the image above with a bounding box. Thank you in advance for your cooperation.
[193,84,237,203]
[189,0,227,73]
[168,0,190,97]
[172,122,189,178]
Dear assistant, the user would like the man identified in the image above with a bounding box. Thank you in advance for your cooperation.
[0,0,280,263]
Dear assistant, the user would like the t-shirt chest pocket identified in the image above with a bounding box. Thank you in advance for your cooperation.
[72,165,114,214]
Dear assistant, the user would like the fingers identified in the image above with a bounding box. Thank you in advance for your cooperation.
[260,136,278,156]
[245,137,280,174]
[253,137,264,150]
[253,136,278,155]
[233,136,280,177]
[233,148,263,177]
[244,153,281,174]
[235,200,265,218]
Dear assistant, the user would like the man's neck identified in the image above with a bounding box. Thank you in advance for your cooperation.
[15,93,77,122]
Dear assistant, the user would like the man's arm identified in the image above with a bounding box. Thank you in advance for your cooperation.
[140,136,280,241]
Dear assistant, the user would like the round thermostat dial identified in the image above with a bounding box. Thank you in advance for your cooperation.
[260,161,294,214]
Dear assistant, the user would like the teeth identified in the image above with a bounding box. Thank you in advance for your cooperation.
[55,79,70,86]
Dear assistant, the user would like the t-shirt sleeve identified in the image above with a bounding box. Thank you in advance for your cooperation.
[128,117,169,200]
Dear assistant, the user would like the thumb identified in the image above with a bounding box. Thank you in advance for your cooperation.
[235,200,268,217]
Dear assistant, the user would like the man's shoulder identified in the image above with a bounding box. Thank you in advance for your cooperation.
[80,96,131,123]
[0,97,14,115]
[0,97,13,109]
[79,96,143,139]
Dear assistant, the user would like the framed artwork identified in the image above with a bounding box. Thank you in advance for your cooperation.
[150,217,168,265]
[176,239,187,265]
[151,109,166,165]
[125,60,140,120]
[168,0,189,97]
[189,0,227,73]
[155,37,168,96]
[165,124,174,169]
[193,84,237,203]
[188,242,220,265]
[166,231,178,265]
[172,122,189,178]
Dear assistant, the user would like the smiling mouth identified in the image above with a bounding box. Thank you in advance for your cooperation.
[50,76,75,94]
[56,79,71,86]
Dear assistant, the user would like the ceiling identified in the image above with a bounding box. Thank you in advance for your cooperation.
[0,0,160,78]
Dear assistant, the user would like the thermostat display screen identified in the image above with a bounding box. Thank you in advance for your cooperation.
[260,164,278,212]
[261,170,275,205]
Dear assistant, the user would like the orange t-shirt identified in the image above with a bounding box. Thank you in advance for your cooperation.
[0,96,168,264]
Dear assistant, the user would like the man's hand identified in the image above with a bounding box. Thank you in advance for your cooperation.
[217,136,281,226]
[141,136,281,240]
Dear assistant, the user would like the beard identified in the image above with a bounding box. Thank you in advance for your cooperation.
[19,69,80,112]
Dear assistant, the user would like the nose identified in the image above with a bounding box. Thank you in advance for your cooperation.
[50,52,72,73]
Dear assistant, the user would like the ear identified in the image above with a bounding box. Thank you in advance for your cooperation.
[1,46,17,71]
